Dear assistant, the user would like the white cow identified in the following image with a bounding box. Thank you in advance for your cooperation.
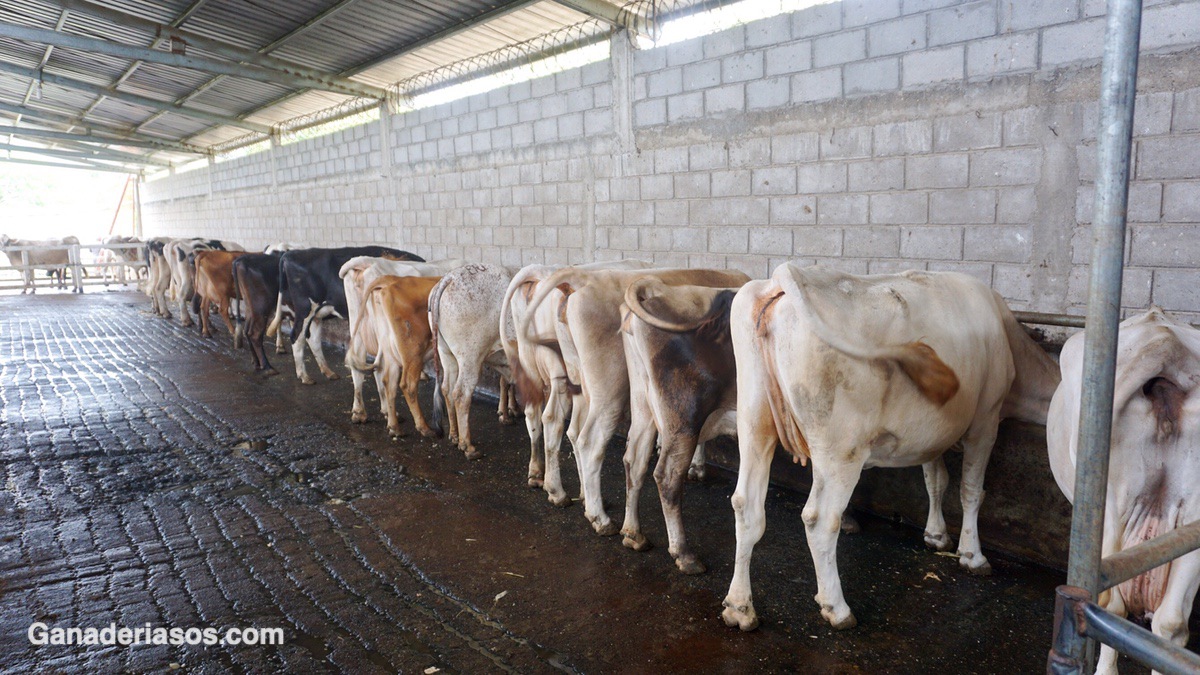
[521,266,753,537]
[502,260,652,504]
[339,256,467,431]
[428,263,519,459]
[722,263,1061,631]
[1047,308,1200,675]
[0,235,81,293]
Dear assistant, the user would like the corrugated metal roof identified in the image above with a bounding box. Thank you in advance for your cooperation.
[0,0,635,171]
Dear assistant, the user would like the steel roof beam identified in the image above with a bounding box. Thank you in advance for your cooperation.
[0,155,139,173]
[57,0,386,100]
[0,122,199,154]
[0,140,161,166]
[0,60,272,134]
[0,19,386,100]
[0,130,171,166]
[0,100,207,153]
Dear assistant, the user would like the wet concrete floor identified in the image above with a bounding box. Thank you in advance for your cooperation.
[0,291,1190,673]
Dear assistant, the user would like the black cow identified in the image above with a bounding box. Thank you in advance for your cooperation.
[266,246,423,384]
[233,252,287,375]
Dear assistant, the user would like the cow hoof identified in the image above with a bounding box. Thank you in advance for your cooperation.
[959,553,992,576]
[201,330,212,338]
[721,601,759,632]
[841,513,862,535]
[262,369,278,378]
[351,412,367,424]
[593,520,619,537]
[324,372,340,381]
[300,376,315,385]
[821,605,857,631]
[389,428,407,440]
[463,448,483,461]
[547,491,571,508]
[527,476,544,488]
[924,532,953,551]
[621,531,652,552]
[419,427,437,439]
[687,465,707,482]
[675,555,706,576]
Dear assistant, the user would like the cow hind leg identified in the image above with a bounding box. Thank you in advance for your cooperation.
[540,379,572,505]
[576,406,623,536]
[721,429,776,632]
[922,457,953,551]
[656,434,705,574]
[804,457,865,630]
[350,366,369,423]
[400,347,436,439]
[291,319,314,385]
[451,358,484,459]
[199,298,214,337]
[620,393,658,552]
[956,411,1001,575]
[307,319,339,380]
[382,361,404,439]
[525,400,545,488]
[219,299,238,348]
[439,345,462,446]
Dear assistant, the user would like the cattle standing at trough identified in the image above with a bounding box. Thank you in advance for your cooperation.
[192,250,249,347]
[1047,308,1200,675]
[720,263,1061,632]
[428,263,519,459]
[267,246,424,385]
[100,235,144,284]
[620,276,748,574]
[339,256,467,430]
[519,266,753,540]
[166,238,245,327]
[0,234,81,293]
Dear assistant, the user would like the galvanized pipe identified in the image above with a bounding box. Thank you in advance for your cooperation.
[1099,519,1200,590]
[1059,0,1144,671]
[1080,602,1200,674]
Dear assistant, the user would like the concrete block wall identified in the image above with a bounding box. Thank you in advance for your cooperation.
[144,0,1200,324]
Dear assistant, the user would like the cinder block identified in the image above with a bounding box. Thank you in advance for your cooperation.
[820,126,873,159]
[729,137,771,168]
[817,194,869,224]
[641,174,673,200]
[713,169,753,197]
[934,112,1002,151]
[556,67,582,92]
[991,263,1033,302]
[675,173,711,199]
[690,197,769,225]
[647,68,684,97]
[1174,87,1200,133]
[844,227,900,256]
[844,57,900,95]
[723,52,764,83]
[928,1,997,46]
[902,45,964,88]
[1142,3,1200,51]
[770,196,818,224]
[797,162,849,193]
[746,13,793,48]
[633,48,667,75]
[655,200,689,226]
[901,226,963,259]
[624,201,655,226]
[752,166,798,195]
[585,108,614,134]
[1067,265,1153,308]
[792,67,842,102]
[1002,107,1040,147]
[868,14,927,57]
[672,226,707,252]
[793,226,842,255]
[849,158,904,191]
[655,146,690,173]
[814,30,867,67]
[906,154,968,188]
[1164,183,1200,223]
[1041,19,1105,67]
[558,113,584,139]
[765,41,813,76]
[582,60,609,86]
[1130,224,1200,266]
[705,84,746,115]
[927,260,992,286]
[843,0,901,27]
[683,60,721,91]
[997,186,1037,224]
[870,192,928,224]
[931,188,996,224]
[964,225,1031,263]
[609,176,639,201]
[1133,92,1174,137]
[667,92,704,122]
[724,255,770,279]
[793,3,843,38]
[970,148,1041,186]
[710,226,750,254]
[1152,269,1200,312]
[1138,137,1200,180]
[772,132,820,164]
[690,142,728,170]
[748,77,791,109]
[750,226,793,255]
[666,37,705,67]
[1000,0,1078,31]
[704,26,747,59]
[874,119,933,156]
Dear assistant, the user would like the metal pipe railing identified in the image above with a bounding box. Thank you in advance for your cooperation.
[1099,519,1200,590]
[0,242,147,293]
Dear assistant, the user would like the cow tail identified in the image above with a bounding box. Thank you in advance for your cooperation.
[266,259,289,338]
[345,278,386,372]
[774,263,960,406]
[519,267,586,401]
[232,261,245,348]
[429,275,450,438]
[500,267,547,409]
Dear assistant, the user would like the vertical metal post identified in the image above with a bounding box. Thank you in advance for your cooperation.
[71,244,84,293]
[1061,0,1143,671]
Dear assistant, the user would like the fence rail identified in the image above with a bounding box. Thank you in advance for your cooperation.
[0,242,146,293]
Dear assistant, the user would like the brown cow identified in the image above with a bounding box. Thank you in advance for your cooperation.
[193,250,249,347]
[347,275,442,439]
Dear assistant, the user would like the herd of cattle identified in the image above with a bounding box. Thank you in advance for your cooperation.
[16,232,1194,670]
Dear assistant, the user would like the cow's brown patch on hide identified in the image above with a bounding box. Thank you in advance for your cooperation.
[753,289,810,464]
[894,341,960,406]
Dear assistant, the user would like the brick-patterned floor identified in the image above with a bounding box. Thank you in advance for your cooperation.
[0,291,1174,674]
